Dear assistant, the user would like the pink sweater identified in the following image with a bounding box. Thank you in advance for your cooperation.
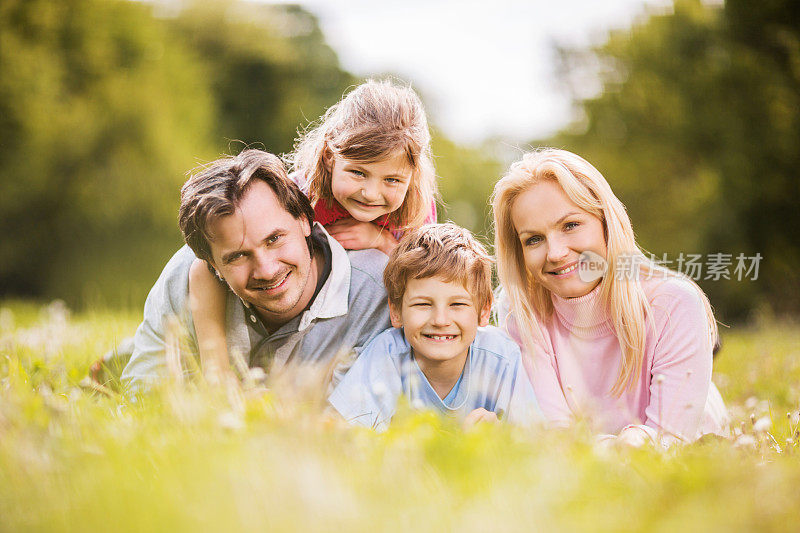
[500,277,729,444]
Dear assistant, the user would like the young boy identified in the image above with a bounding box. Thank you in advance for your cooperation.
[328,223,541,431]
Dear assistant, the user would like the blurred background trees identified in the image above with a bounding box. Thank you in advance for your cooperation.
[0,0,797,321]
[547,0,800,319]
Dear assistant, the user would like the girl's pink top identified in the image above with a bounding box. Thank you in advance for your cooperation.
[313,198,437,240]
[500,277,729,445]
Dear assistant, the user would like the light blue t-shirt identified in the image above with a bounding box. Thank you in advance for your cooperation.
[328,326,542,431]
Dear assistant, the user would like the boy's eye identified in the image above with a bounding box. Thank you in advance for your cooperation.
[412,302,431,307]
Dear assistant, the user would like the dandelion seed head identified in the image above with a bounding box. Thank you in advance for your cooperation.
[753,416,771,433]
[371,381,388,398]
[734,434,757,448]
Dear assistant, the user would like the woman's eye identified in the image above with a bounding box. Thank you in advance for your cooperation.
[564,221,580,230]
[524,236,542,246]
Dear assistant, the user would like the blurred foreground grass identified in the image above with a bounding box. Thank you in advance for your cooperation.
[1,300,799,532]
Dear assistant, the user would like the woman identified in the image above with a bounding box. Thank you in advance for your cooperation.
[492,149,728,446]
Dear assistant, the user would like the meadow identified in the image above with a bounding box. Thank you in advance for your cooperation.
[1,299,799,532]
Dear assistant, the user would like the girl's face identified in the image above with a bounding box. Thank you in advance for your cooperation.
[330,150,413,222]
[511,180,607,299]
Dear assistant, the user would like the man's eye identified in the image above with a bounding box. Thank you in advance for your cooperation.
[266,234,281,245]
[226,252,244,264]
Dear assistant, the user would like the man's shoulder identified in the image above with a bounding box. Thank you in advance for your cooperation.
[346,249,389,290]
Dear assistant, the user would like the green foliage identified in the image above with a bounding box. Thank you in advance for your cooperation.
[1,300,800,531]
[0,0,354,309]
[548,0,800,320]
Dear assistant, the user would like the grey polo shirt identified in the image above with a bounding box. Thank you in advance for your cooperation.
[120,223,391,392]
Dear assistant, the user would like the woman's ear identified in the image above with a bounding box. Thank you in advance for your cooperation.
[479,303,491,327]
[389,300,403,329]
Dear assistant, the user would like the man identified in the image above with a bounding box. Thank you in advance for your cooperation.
[120,149,390,391]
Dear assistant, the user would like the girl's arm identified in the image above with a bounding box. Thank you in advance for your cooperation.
[188,258,234,384]
[325,219,398,255]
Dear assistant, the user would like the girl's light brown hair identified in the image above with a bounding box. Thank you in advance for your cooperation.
[384,223,493,312]
[287,79,436,229]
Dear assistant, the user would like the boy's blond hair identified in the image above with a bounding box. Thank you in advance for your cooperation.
[384,223,493,311]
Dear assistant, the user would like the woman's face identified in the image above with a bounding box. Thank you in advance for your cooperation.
[510,180,607,299]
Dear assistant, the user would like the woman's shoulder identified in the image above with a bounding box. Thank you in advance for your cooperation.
[642,274,703,308]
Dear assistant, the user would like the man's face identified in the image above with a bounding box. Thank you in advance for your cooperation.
[208,180,317,329]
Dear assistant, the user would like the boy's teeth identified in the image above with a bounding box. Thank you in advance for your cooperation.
[427,334,456,340]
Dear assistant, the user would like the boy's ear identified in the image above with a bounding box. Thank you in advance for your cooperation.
[389,300,403,329]
[478,303,491,327]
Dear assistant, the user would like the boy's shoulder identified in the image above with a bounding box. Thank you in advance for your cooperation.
[360,327,411,361]
[470,326,522,364]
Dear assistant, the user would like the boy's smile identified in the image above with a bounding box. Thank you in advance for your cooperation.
[389,276,490,377]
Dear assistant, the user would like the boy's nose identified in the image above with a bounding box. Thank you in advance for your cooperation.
[431,307,451,326]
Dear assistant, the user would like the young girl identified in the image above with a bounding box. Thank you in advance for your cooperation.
[492,149,728,447]
[189,80,438,383]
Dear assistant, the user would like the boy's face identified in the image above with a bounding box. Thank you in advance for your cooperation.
[389,276,490,365]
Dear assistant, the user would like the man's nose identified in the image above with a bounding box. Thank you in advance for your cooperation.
[252,249,282,281]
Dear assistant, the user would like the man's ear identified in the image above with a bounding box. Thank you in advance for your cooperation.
[300,216,311,238]
[389,300,403,329]
[478,303,491,327]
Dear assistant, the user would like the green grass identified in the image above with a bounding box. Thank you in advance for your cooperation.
[1,300,799,532]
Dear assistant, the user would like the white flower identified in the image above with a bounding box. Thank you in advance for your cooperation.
[753,416,771,433]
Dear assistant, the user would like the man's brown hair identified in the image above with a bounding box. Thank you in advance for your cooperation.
[178,149,314,262]
[383,223,494,311]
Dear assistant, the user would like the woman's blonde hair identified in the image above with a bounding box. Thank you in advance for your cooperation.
[286,79,436,230]
[492,149,717,395]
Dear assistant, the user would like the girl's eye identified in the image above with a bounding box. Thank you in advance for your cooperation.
[564,221,580,231]
[524,235,542,246]
[349,169,366,177]
[385,177,399,184]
